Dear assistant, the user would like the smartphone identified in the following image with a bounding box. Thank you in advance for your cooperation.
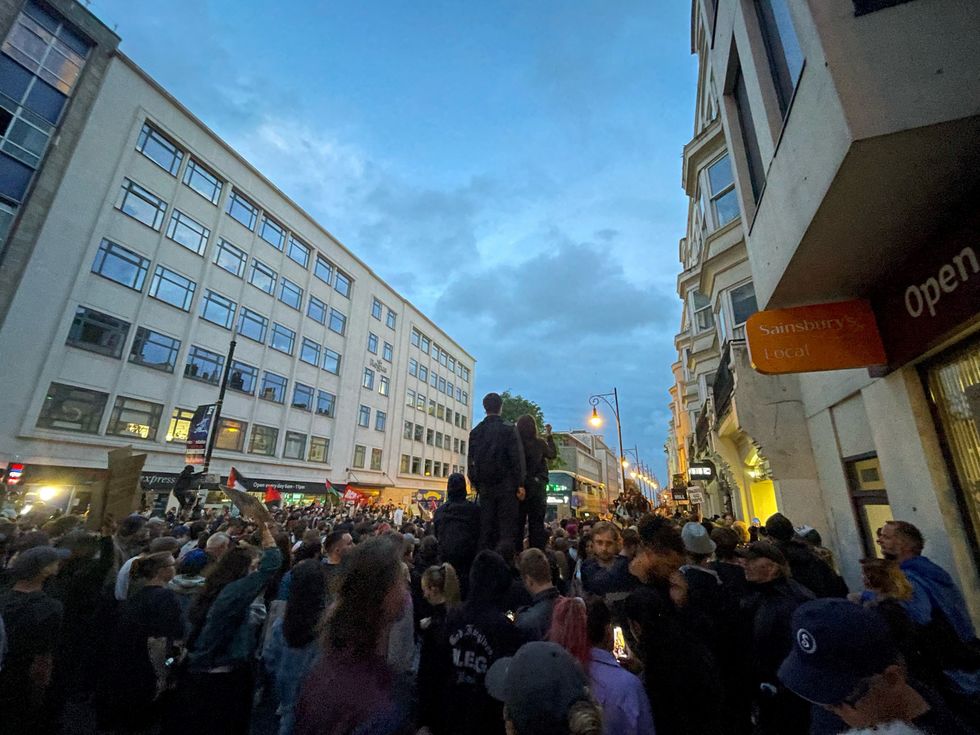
[613,626,627,659]
[506,610,516,622]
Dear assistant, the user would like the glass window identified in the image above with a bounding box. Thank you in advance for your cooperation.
[372,298,382,320]
[362,368,375,390]
[334,270,351,298]
[92,240,150,291]
[199,289,236,329]
[413,424,423,442]
[213,239,246,277]
[226,189,258,230]
[386,309,396,329]
[259,216,285,250]
[379,375,389,396]
[455,386,463,401]
[435,432,444,449]
[358,405,370,428]
[370,448,383,470]
[316,390,335,417]
[426,428,434,445]
[463,367,470,383]
[383,342,393,362]
[757,0,805,114]
[166,209,210,255]
[460,440,467,454]
[730,281,759,327]
[328,308,346,335]
[287,235,310,268]
[309,436,329,463]
[406,389,415,408]
[411,329,420,347]
[424,459,432,476]
[165,407,194,443]
[352,444,366,469]
[149,265,196,311]
[409,359,418,377]
[437,404,445,421]
[411,456,421,474]
[733,65,765,202]
[403,421,413,440]
[259,372,287,403]
[307,295,326,324]
[400,454,410,473]
[448,357,456,373]
[129,327,179,371]
[249,259,277,294]
[375,411,386,432]
[368,333,379,354]
[237,307,268,343]
[66,306,129,357]
[184,345,224,384]
[314,254,332,284]
[3,7,88,96]
[323,348,341,374]
[462,392,468,407]
[269,322,295,354]
[36,382,107,434]
[214,418,247,451]
[283,431,306,460]
[0,151,32,201]
[228,360,258,394]
[279,278,302,310]
[249,424,278,456]
[692,291,715,332]
[292,382,313,411]
[117,178,167,230]
[420,336,430,354]
[300,337,321,366]
[182,158,222,203]
[430,372,438,388]
[416,393,426,411]
[106,396,162,441]
[447,381,454,397]
[438,377,447,394]
[706,154,739,227]
[418,366,428,382]
[136,123,182,175]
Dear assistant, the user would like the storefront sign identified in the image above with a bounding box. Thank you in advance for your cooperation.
[688,490,705,504]
[671,487,688,501]
[688,461,715,482]
[185,404,216,465]
[221,475,330,495]
[746,299,886,374]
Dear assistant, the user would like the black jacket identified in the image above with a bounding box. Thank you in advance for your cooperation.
[521,434,557,487]
[434,499,481,568]
[467,415,525,490]
[515,586,560,641]
[774,539,848,599]
[741,576,814,685]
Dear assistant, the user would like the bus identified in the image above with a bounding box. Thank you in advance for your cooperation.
[546,470,609,521]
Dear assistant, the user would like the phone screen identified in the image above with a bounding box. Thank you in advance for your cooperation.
[506,610,515,622]
[613,626,627,659]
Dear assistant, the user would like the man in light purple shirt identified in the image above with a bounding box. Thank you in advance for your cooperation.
[586,596,656,735]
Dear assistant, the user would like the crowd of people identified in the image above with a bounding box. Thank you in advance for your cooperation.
[0,392,977,735]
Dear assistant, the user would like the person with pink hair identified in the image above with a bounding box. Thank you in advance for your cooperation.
[547,596,591,668]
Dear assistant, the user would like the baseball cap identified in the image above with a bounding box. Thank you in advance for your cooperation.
[486,642,589,735]
[681,522,716,555]
[736,541,786,565]
[9,545,70,579]
[778,599,899,706]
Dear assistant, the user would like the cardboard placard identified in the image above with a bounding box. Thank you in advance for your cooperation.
[222,485,272,524]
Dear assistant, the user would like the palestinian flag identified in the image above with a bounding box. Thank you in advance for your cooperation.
[263,485,282,508]
[227,467,251,493]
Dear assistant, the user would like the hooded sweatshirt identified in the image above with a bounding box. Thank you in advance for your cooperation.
[169,573,206,634]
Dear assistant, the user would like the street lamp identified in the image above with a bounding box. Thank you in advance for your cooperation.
[589,389,627,501]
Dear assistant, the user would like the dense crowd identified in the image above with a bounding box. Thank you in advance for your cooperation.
[0,392,977,735]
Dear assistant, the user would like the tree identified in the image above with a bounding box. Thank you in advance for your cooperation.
[500,391,545,432]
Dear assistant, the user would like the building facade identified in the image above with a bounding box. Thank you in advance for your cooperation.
[0,12,474,510]
[670,0,980,622]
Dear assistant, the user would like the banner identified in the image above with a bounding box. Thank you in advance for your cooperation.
[185,404,216,465]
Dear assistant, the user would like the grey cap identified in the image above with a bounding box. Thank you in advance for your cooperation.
[9,545,70,579]
[681,522,716,555]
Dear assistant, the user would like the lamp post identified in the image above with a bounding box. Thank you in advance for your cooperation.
[588,389,627,502]
[625,446,645,500]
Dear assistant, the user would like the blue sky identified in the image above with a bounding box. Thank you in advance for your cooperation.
[92,0,696,480]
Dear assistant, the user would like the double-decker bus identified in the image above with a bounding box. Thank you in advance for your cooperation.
[546,470,608,521]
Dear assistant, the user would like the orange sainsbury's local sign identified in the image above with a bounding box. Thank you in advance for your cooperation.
[745,299,887,375]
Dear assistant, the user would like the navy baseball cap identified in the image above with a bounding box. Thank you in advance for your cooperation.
[778,599,899,705]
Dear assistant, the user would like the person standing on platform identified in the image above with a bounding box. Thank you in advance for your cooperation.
[516,417,557,550]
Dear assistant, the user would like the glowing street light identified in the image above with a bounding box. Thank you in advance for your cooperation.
[589,406,602,428]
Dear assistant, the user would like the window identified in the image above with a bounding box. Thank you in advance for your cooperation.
[383,342,393,362]
[757,0,804,115]
[455,386,462,401]
[358,405,370,428]
[706,154,739,227]
[183,158,222,203]
[411,330,421,347]
[435,432,443,448]
[279,278,302,310]
[353,444,366,469]
[106,396,162,441]
[259,216,285,250]
[166,209,210,255]
[129,327,180,372]
[400,454,410,473]
[379,376,389,396]
[249,424,278,456]
[149,265,196,311]
[409,359,418,377]
[372,298,382,320]
[260,371,287,403]
[424,459,432,477]
[328,308,346,335]
[411,456,421,474]
[463,367,470,383]
[66,306,129,357]
[730,281,758,330]
[406,389,415,407]
[453,437,460,452]
[375,410,386,432]
[362,368,375,390]
[692,291,715,332]
[426,428,434,445]
[368,333,379,354]
[270,322,295,354]
[136,123,182,175]
[316,390,336,417]
[430,372,438,388]
[37,382,107,433]
[214,418,247,451]
[732,63,765,202]
[300,337,321,366]
[418,366,428,383]
[447,381,454,398]
[292,383,314,411]
[314,254,333,284]
[421,336,430,353]
[403,421,413,440]
[370,448,383,471]
[237,307,268,343]
[386,309,396,329]
[334,270,351,298]
[439,349,448,367]
[283,431,307,460]
[3,2,89,94]
[185,345,224,384]
[213,239,246,277]
[249,259,277,294]
[92,239,149,290]
[437,404,445,420]
[228,360,258,394]
[200,289,236,329]
[323,348,341,374]
[461,392,468,407]
[117,178,167,230]
[307,296,326,324]
[438,377,447,394]
[227,189,258,230]
[165,407,194,443]
[287,235,310,268]
[309,436,329,462]
[459,440,466,455]
[433,461,442,477]
[414,424,423,442]
[416,393,426,411]
[448,357,456,373]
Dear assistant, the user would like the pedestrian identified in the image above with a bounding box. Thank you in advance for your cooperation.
[468,392,526,550]
[764,513,847,598]
[515,547,562,641]
[709,526,749,600]
[320,529,353,599]
[417,563,461,735]
[434,473,480,599]
[115,536,180,601]
[580,521,638,603]
[516,416,557,550]
[167,548,208,636]
[172,465,203,512]
[546,595,591,668]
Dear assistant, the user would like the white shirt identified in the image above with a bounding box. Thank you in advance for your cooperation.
[393,508,404,527]
[115,556,138,601]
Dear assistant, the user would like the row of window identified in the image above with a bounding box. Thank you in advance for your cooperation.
[366,332,394,362]
[360,367,391,396]
[408,357,468,404]
[370,297,397,330]
[352,444,384,471]
[135,122,354,295]
[356,404,387,432]
[405,389,468,429]
[399,455,461,478]
[410,327,470,383]
[401,421,467,454]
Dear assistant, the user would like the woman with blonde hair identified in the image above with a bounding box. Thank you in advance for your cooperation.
[417,562,461,734]
[731,520,751,545]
